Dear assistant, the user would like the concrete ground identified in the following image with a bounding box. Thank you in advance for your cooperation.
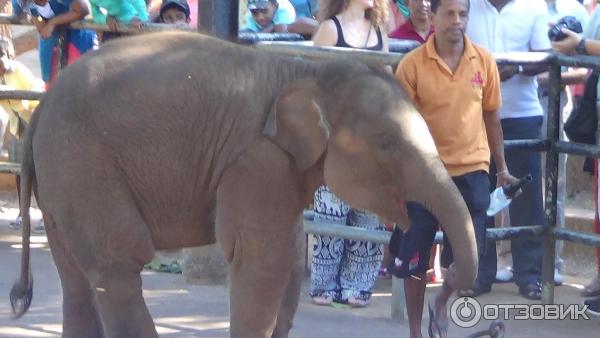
[0,191,598,338]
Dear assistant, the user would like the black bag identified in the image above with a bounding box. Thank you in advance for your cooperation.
[564,71,599,144]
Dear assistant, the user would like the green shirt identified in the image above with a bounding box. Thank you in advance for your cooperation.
[89,0,149,24]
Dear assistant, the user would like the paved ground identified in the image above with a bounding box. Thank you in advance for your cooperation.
[0,190,598,338]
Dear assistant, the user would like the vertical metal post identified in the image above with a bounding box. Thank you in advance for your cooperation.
[391,276,405,322]
[542,62,561,305]
[199,0,239,40]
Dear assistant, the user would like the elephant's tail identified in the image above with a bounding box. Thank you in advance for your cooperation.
[10,110,39,319]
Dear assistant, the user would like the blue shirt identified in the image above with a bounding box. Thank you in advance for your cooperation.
[12,0,97,82]
[242,0,296,32]
[289,0,318,18]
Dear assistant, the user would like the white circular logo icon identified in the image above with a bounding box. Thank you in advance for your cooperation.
[450,297,482,328]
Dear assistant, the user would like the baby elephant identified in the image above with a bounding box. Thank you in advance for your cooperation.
[10,31,478,338]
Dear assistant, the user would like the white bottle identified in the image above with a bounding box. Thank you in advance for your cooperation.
[486,174,532,217]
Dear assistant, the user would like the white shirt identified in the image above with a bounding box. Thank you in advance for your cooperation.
[583,7,600,104]
[547,0,589,28]
[467,0,551,119]
[34,2,56,20]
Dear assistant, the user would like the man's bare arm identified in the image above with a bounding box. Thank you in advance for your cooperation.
[483,110,518,186]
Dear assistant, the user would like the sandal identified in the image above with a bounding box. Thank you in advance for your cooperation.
[582,277,600,297]
[456,284,491,298]
[518,282,542,300]
[312,295,333,306]
[346,292,370,308]
[427,301,448,338]
[347,296,369,308]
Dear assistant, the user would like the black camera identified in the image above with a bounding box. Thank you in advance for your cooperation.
[548,16,583,41]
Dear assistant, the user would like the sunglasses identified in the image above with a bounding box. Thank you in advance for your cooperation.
[250,8,270,15]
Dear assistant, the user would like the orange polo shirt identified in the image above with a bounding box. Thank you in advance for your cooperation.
[395,35,501,177]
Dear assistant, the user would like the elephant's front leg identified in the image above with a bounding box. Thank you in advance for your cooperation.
[216,146,305,338]
[271,218,305,338]
[226,225,300,338]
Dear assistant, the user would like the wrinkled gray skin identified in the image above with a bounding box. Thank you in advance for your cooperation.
[10,32,477,338]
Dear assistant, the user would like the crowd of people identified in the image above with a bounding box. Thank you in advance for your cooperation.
[0,0,600,336]
[237,0,600,328]
[274,0,600,337]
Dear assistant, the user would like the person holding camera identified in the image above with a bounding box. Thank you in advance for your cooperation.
[464,0,551,301]
[553,3,600,55]
[537,0,590,287]
[551,1,600,316]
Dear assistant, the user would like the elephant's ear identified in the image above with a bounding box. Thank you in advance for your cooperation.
[263,80,330,171]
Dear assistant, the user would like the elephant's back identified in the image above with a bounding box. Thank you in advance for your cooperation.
[34,31,320,178]
[31,32,316,248]
[38,31,314,142]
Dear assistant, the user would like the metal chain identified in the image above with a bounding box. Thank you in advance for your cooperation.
[466,321,505,338]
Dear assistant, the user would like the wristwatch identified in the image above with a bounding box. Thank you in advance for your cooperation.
[576,38,588,55]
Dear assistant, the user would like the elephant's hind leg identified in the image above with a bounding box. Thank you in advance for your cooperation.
[47,173,158,338]
[92,267,156,338]
[85,199,157,338]
[44,215,104,338]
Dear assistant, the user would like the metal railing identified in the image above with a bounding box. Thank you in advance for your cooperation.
[255,43,600,318]
[0,14,195,33]
[1,13,600,322]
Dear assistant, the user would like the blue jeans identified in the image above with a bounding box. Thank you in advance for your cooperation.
[477,116,544,289]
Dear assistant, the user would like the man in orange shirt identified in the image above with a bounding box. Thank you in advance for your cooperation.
[393,0,517,337]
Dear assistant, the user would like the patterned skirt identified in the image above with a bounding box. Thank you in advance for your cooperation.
[309,186,384,302]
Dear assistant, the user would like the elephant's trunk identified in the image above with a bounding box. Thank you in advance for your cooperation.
[397,111,479,290]
[398,107,479,289]
[414,161,478,290]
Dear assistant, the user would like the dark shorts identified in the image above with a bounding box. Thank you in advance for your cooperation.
[389,170,490,278]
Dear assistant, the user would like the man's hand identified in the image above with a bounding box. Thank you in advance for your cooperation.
[551,28,581,54]
[39,21,56,39]
[273,24,289,33]
[498,64,519,82]
[106,15,119,32]
[31,16,45,32]
[496,171,521,197]
[287,17,319,35]
[260,24,275,33]
[130,17,143,30]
